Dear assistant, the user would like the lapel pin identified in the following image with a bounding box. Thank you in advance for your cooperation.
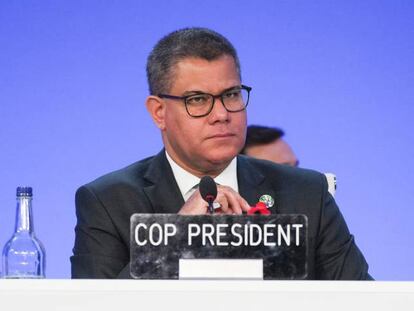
[259,194,275,208]
[247,194,274,215]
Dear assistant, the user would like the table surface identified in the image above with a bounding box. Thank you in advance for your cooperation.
[1,280,413,310]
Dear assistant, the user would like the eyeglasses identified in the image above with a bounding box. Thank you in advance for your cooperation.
[158,85,252,118]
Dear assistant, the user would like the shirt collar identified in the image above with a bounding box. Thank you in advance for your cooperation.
[165,150,239,201]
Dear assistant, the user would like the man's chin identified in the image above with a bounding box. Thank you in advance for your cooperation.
[204,148,238,167]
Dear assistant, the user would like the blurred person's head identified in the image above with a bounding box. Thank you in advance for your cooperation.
[241,125,299,167]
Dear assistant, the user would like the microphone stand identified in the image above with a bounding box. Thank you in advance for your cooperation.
[206,195,215,214]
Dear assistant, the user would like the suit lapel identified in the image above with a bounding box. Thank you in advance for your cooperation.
[237,155,265,206]
[237,155,280,214]
[143,150,185,213]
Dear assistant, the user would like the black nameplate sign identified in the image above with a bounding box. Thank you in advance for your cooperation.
[130,214,308,279]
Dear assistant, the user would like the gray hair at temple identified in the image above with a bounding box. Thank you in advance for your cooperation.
[146,27,242,95]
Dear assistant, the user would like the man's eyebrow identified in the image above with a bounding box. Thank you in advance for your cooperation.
[182,90,206,96]
[222,85,242,93]
[182,85,241,96]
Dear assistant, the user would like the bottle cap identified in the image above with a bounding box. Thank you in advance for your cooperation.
[16,186,33,197]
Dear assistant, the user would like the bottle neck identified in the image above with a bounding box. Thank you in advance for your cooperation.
[15,196,34,233]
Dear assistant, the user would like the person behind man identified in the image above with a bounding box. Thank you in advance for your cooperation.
[241,125,337,197]
[241,125,299,167]
[71,27,371,279]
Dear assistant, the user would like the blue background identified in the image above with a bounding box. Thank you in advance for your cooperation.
[1,1,413,279]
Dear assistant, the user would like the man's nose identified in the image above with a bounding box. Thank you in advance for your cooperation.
[208,97,229,123]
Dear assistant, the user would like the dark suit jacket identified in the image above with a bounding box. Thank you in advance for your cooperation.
[71,150,371,279]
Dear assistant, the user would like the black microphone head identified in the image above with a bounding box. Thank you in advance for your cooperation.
[199,176,217,203]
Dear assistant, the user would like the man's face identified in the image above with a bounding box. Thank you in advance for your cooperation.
[161,55,247,176]
[245,138,299,167]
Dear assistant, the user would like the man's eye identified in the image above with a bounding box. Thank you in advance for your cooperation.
[224,90,241,99]
[187,95,209,105]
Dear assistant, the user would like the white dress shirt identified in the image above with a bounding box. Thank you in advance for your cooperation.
[165,150,239,202]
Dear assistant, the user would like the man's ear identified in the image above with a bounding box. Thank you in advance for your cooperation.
[145,96,166,130]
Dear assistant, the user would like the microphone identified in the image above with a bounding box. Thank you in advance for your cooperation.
[199,176,217,214]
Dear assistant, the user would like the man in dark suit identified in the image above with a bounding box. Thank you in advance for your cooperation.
[71,27,371,279]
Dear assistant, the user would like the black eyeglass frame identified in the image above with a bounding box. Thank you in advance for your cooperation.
[158,84,252,118]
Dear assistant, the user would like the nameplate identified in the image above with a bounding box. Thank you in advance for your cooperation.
[130,214,308,279]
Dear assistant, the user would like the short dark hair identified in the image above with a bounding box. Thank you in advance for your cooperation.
[240,125,285,154]
[146,27,241,95]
